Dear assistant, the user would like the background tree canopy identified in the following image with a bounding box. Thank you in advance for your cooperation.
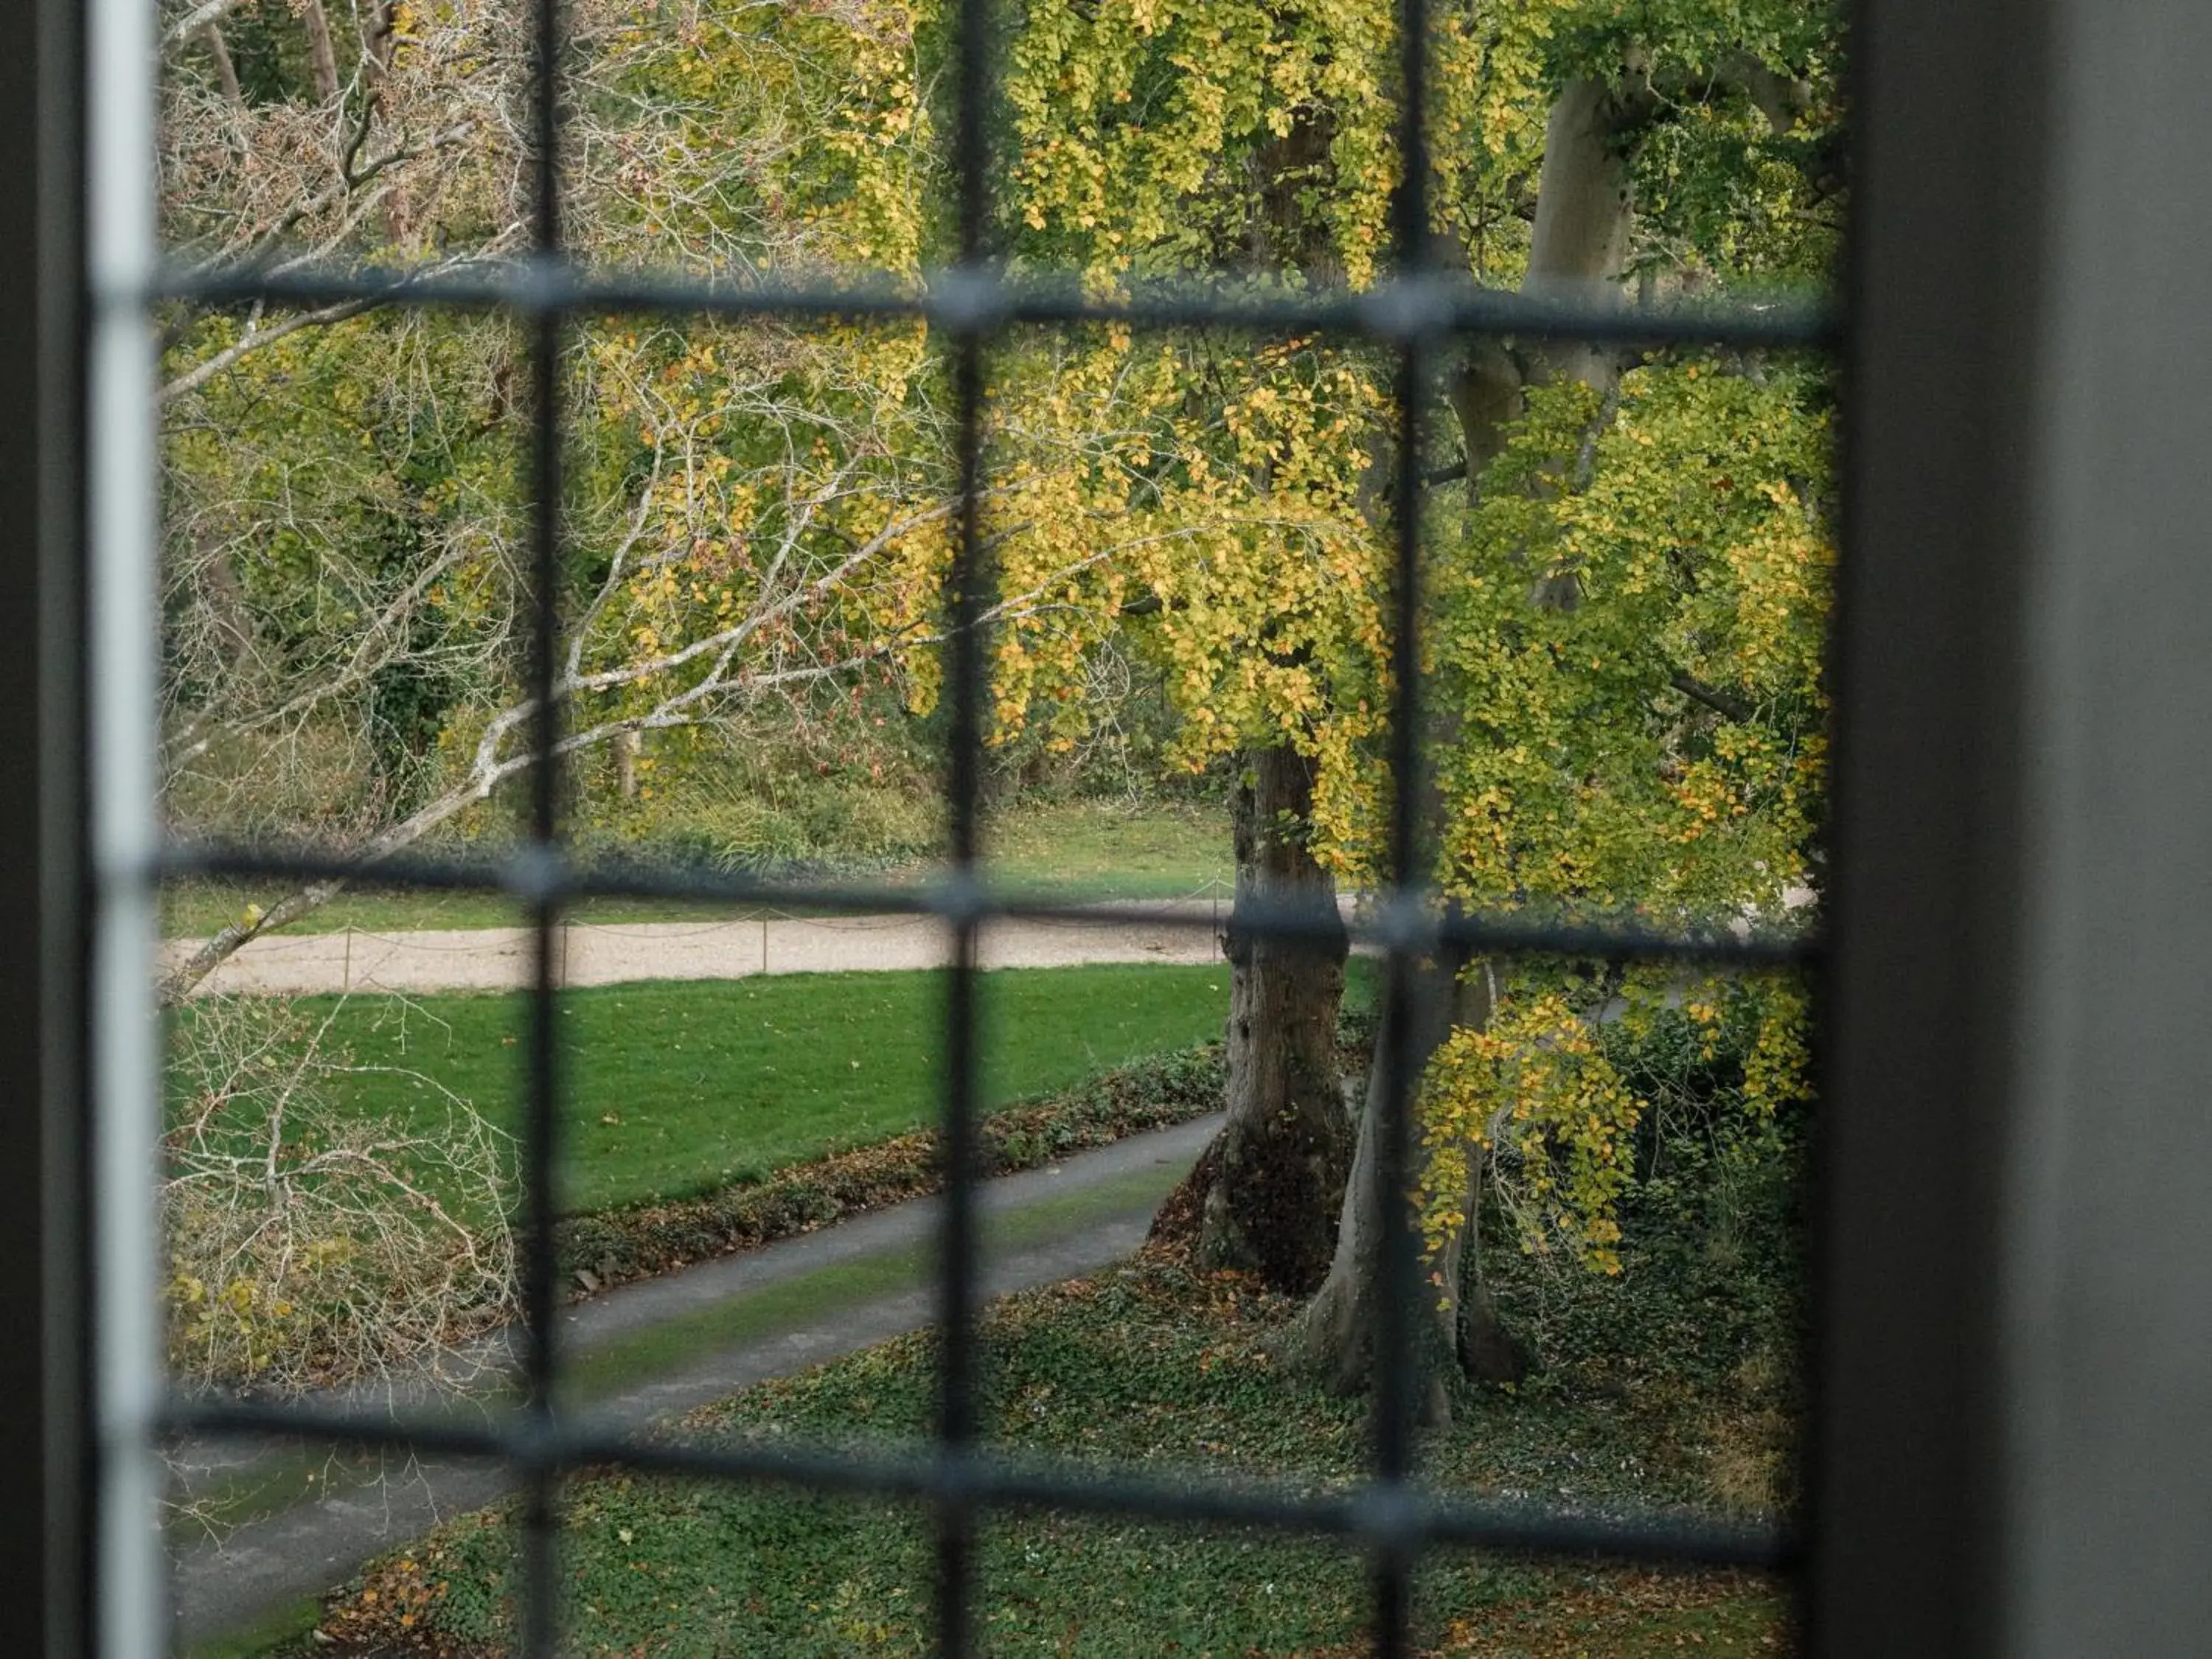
[157,0,1841,1385]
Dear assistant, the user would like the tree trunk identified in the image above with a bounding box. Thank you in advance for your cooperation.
[200,24,244,107]
[1278,945,1489,1417]
[1160,103,1361,1285]
[1188,744,1353,1293]
[299,0,341,103]
[1521,78,1635,390]
[1448,64,1805,485]
[1442,1138,1531,1385]
[361,0,397,88]
[1286,53,1812,1396]
[1449,79,1636,613]
[1281,78,1631,1397]
[615,728,640,800]
[1446,73,1635,512]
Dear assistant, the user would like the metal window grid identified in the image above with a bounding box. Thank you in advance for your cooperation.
[79,0,1838,1646]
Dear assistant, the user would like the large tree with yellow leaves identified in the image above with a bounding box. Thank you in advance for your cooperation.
[158,0,1842,1402]
[975,0,1841,1397]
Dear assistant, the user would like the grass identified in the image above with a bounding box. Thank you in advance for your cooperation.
[161,799,1231,938]
[189,961,1231,1222]
[306,1112,1806,1658]
[557,1042,1228,1292]
[181,1599,325,1659]
[974,797,1229,900]
[166,1041,1228,1557]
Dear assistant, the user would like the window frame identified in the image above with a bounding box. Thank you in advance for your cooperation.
[3,0,2161,1652]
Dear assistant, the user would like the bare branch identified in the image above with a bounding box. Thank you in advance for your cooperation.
[164,0,251,52]
[160,298,382,404]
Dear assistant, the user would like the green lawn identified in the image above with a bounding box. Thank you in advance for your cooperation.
[228,961,1230,1220]
[974,798,1229,900]
[161,801,1230,938]
[316,1121,1804,1658]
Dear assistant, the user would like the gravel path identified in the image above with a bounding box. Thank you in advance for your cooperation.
[160,899,1261,998]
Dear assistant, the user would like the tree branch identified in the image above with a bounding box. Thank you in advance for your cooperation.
[161,224,499,404]
[198,24,243,106]
[160,298,382,403]
[1669,670,1755,724]
[164,0,251,52]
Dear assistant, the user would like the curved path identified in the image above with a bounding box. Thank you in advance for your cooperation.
[159,899,1267,998]
[171,1113,1221,1645]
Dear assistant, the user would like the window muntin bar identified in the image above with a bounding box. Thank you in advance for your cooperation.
[150,257,1840,349]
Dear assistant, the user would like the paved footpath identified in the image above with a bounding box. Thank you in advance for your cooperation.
[170,1112,1222,1645]
[161,899,1254,998]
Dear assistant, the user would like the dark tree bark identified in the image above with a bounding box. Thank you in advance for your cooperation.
[1439,1132,1531,1385]
[1155,102,1360,1290]
[200,24,244,106]
[299,0,341,103]
[1187,743,1354,1293]
[1277,939,1508,1421]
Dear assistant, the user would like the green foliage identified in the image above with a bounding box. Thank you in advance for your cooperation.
[1002,0,1399,280]
[1399,351,1829,1284]
[164,0,1848,836]
[215,0,320,105]
[1422,959,1811,1281]
[578,0,931,274]
[1484,1096,1806,1517]
[162,310,522,839]
[1432,363,1832,914]
[570,721,943,877]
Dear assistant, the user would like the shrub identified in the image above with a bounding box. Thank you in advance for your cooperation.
[163,995,516,1395]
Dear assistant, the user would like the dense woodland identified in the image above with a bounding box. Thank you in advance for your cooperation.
[159,0,1842,1644]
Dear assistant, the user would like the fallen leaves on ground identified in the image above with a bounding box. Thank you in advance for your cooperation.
[1292,1569,1790,1658]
